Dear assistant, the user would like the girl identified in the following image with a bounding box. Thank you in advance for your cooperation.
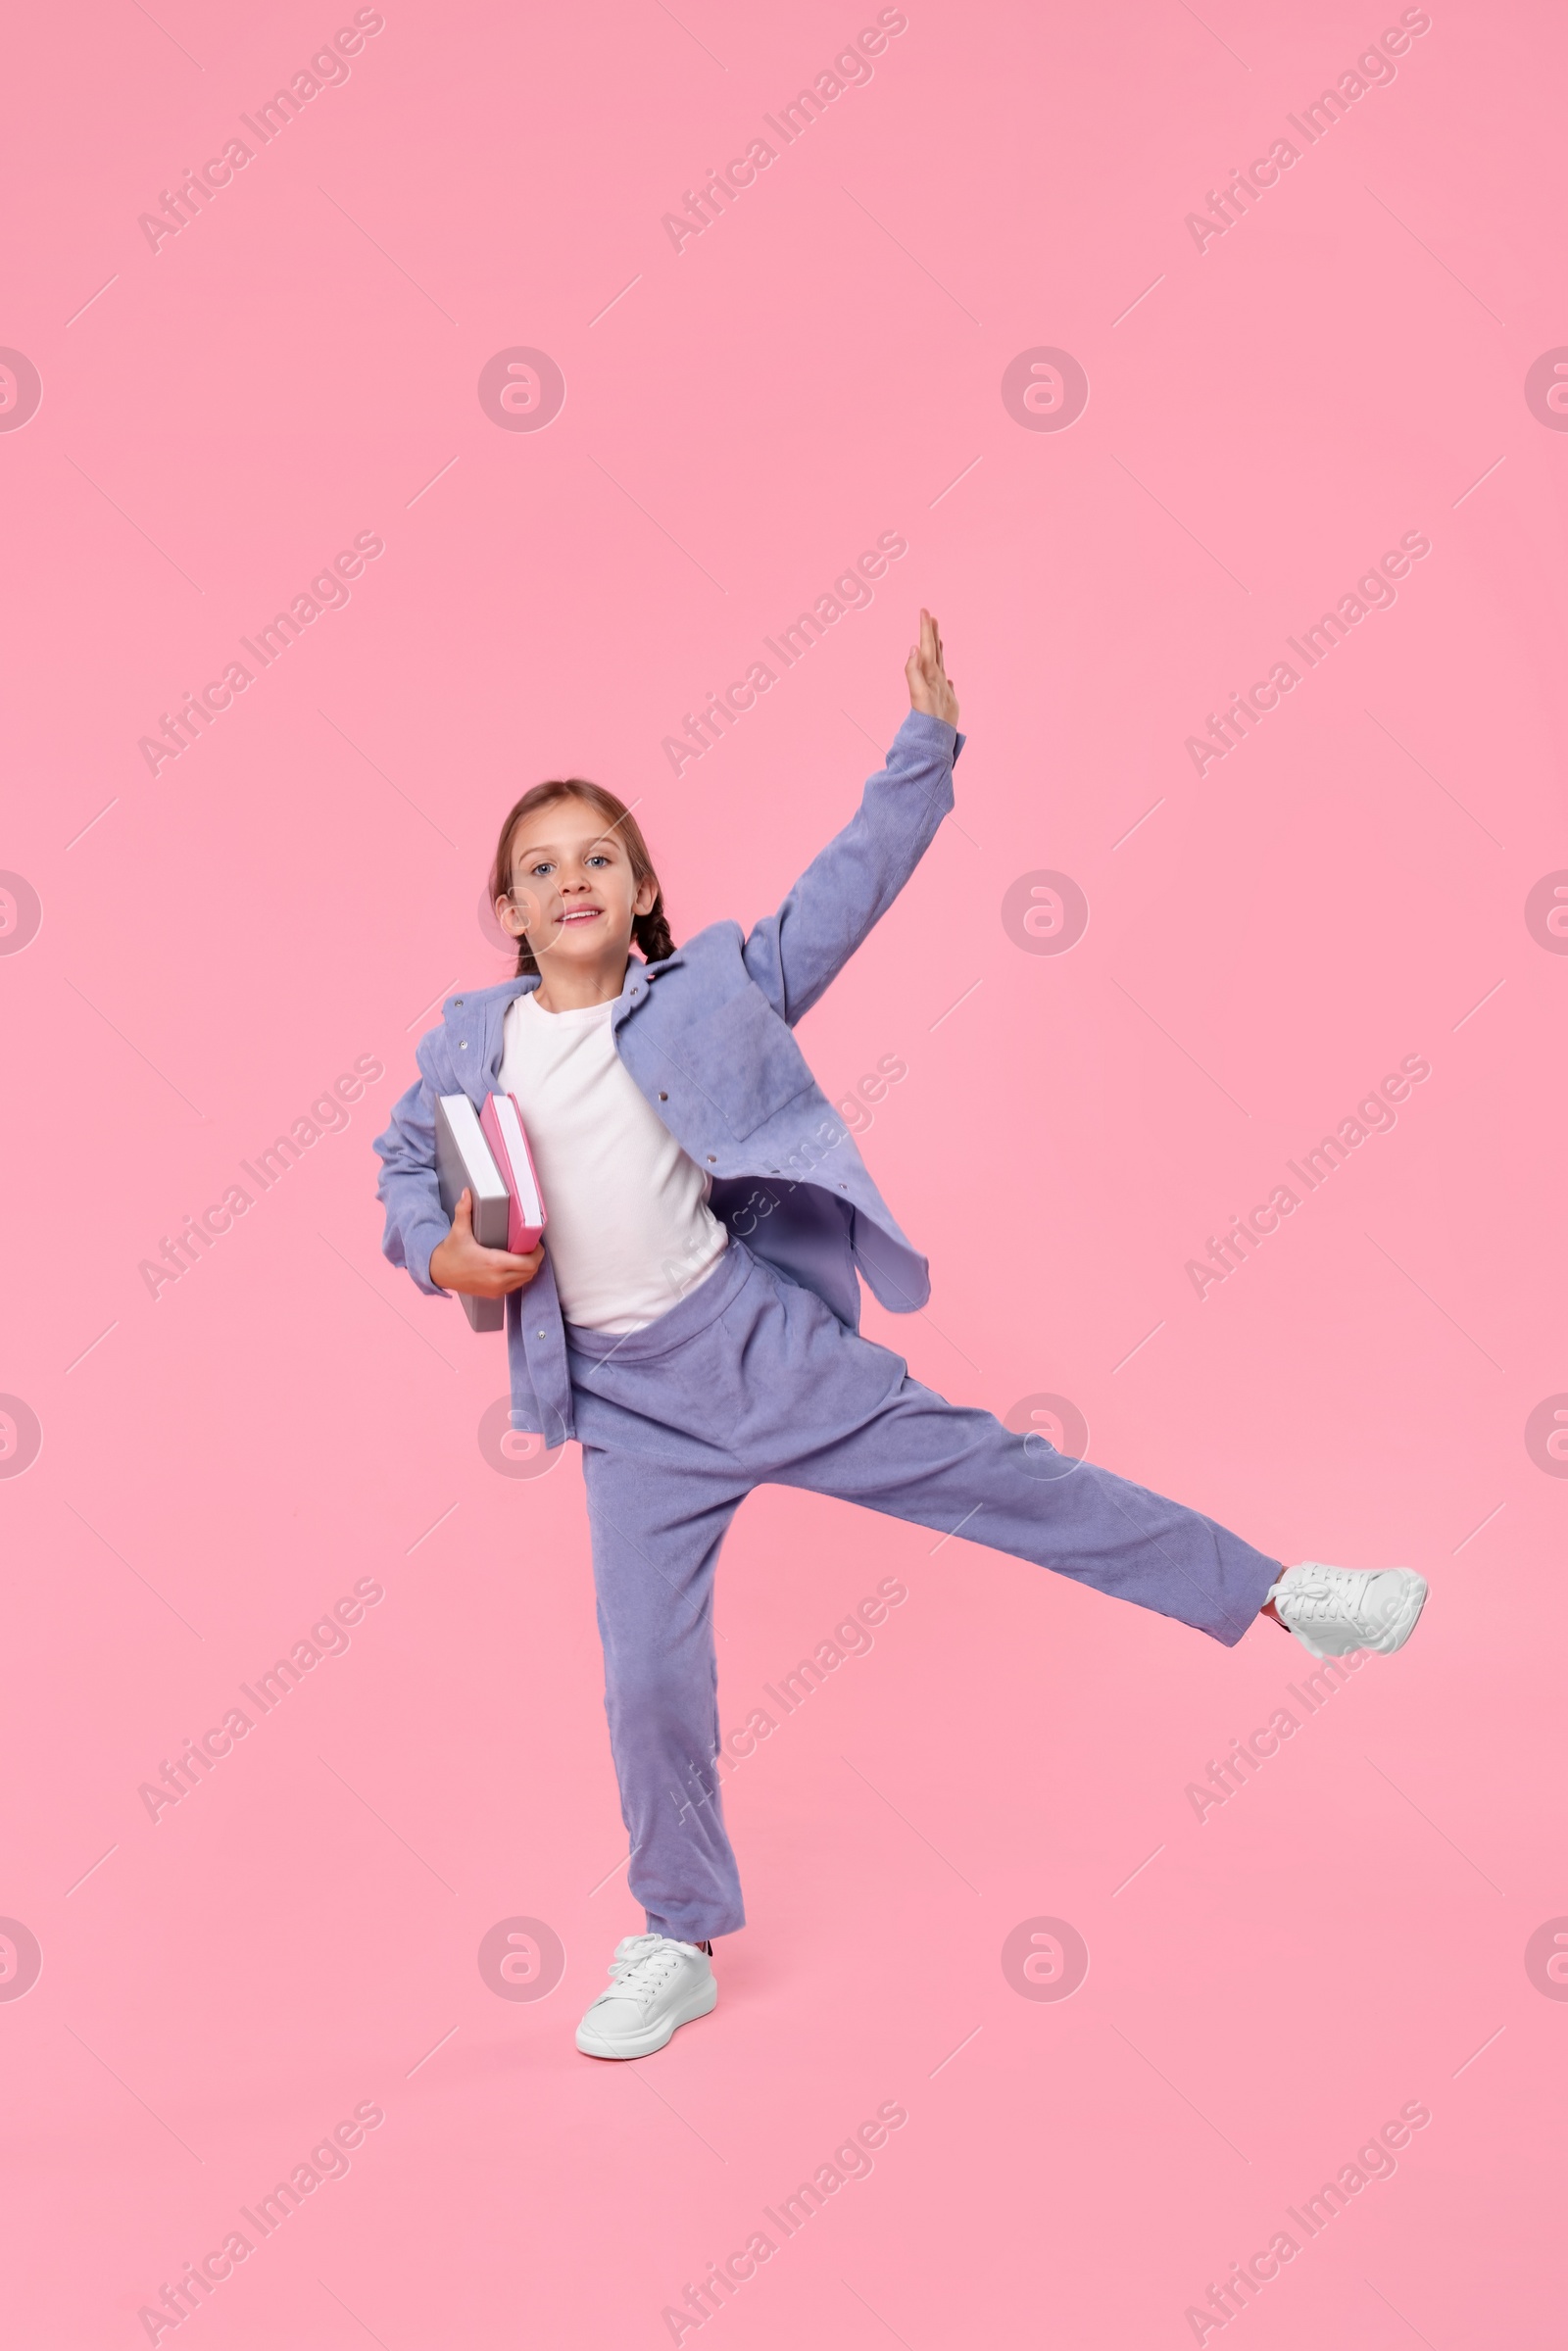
[374,612,1427,2061]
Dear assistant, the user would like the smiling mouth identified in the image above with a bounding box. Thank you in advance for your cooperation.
[558,907,603,925]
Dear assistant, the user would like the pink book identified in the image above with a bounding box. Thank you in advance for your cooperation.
[478,1092,547,1254]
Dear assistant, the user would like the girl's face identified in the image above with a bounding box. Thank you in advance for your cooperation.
[499,794,656,971]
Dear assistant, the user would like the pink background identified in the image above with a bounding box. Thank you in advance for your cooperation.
[2,0,1564,2342]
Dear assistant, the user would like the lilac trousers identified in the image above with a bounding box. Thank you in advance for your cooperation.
[564,1241,1281,1944]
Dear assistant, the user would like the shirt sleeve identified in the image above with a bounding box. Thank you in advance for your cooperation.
[740,710,965,1025]
[372,1026,457,1297]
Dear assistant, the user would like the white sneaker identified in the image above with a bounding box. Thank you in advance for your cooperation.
[575,1933,717,2059]
[1267,1562,1428,1660]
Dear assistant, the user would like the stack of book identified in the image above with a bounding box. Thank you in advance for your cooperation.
[434,1093,547,1332]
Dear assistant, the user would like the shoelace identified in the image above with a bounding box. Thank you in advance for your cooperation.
[1281,1566,1370,1623]
[601,1935,687,2004]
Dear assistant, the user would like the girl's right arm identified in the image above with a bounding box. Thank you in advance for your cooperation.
[373,1041,541,1298]
[431,1189,542,1298]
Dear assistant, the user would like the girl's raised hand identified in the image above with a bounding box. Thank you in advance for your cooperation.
[905,608,959,725]
[428,1187,544,1298]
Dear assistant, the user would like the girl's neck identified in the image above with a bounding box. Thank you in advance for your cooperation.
[531,954,631,1016]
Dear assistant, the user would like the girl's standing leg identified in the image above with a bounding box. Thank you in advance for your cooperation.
[575,1438,751,1945]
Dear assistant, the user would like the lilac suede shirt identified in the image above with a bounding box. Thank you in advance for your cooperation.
[372,710,964,1441]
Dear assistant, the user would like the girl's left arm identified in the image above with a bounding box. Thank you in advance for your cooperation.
[743,611,963,1026]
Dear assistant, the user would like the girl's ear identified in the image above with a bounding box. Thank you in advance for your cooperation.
[633,874,659,918]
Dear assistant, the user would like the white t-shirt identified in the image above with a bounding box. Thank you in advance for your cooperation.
[498,990,727,1334]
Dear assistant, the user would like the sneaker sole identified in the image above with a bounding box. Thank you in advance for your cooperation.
[574,1975,717,2060]
[1366,1571,1428,1655]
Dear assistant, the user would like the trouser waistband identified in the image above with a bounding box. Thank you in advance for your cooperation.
[563,1238,755,1367]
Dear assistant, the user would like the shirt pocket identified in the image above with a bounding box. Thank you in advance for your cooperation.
[684,985,816,1140]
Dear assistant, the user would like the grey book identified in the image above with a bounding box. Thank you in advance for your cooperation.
[434,1094,510,1332]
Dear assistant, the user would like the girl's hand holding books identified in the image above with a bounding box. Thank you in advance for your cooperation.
[429,1187,544,1298]
[905,608,958,725]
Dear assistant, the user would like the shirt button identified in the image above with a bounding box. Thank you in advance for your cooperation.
[659,1091,668,1101]
[460,1041,467,1050]
[537,1329,546,1339]
[707,1155,716,1163]
[454,998,464,1006]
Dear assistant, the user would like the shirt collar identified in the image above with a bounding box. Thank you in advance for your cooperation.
[473,949,682,1024]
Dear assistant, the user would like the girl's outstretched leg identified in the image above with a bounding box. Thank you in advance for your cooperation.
[781,1381,1282,1644]
[745,1263,1424,1652]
